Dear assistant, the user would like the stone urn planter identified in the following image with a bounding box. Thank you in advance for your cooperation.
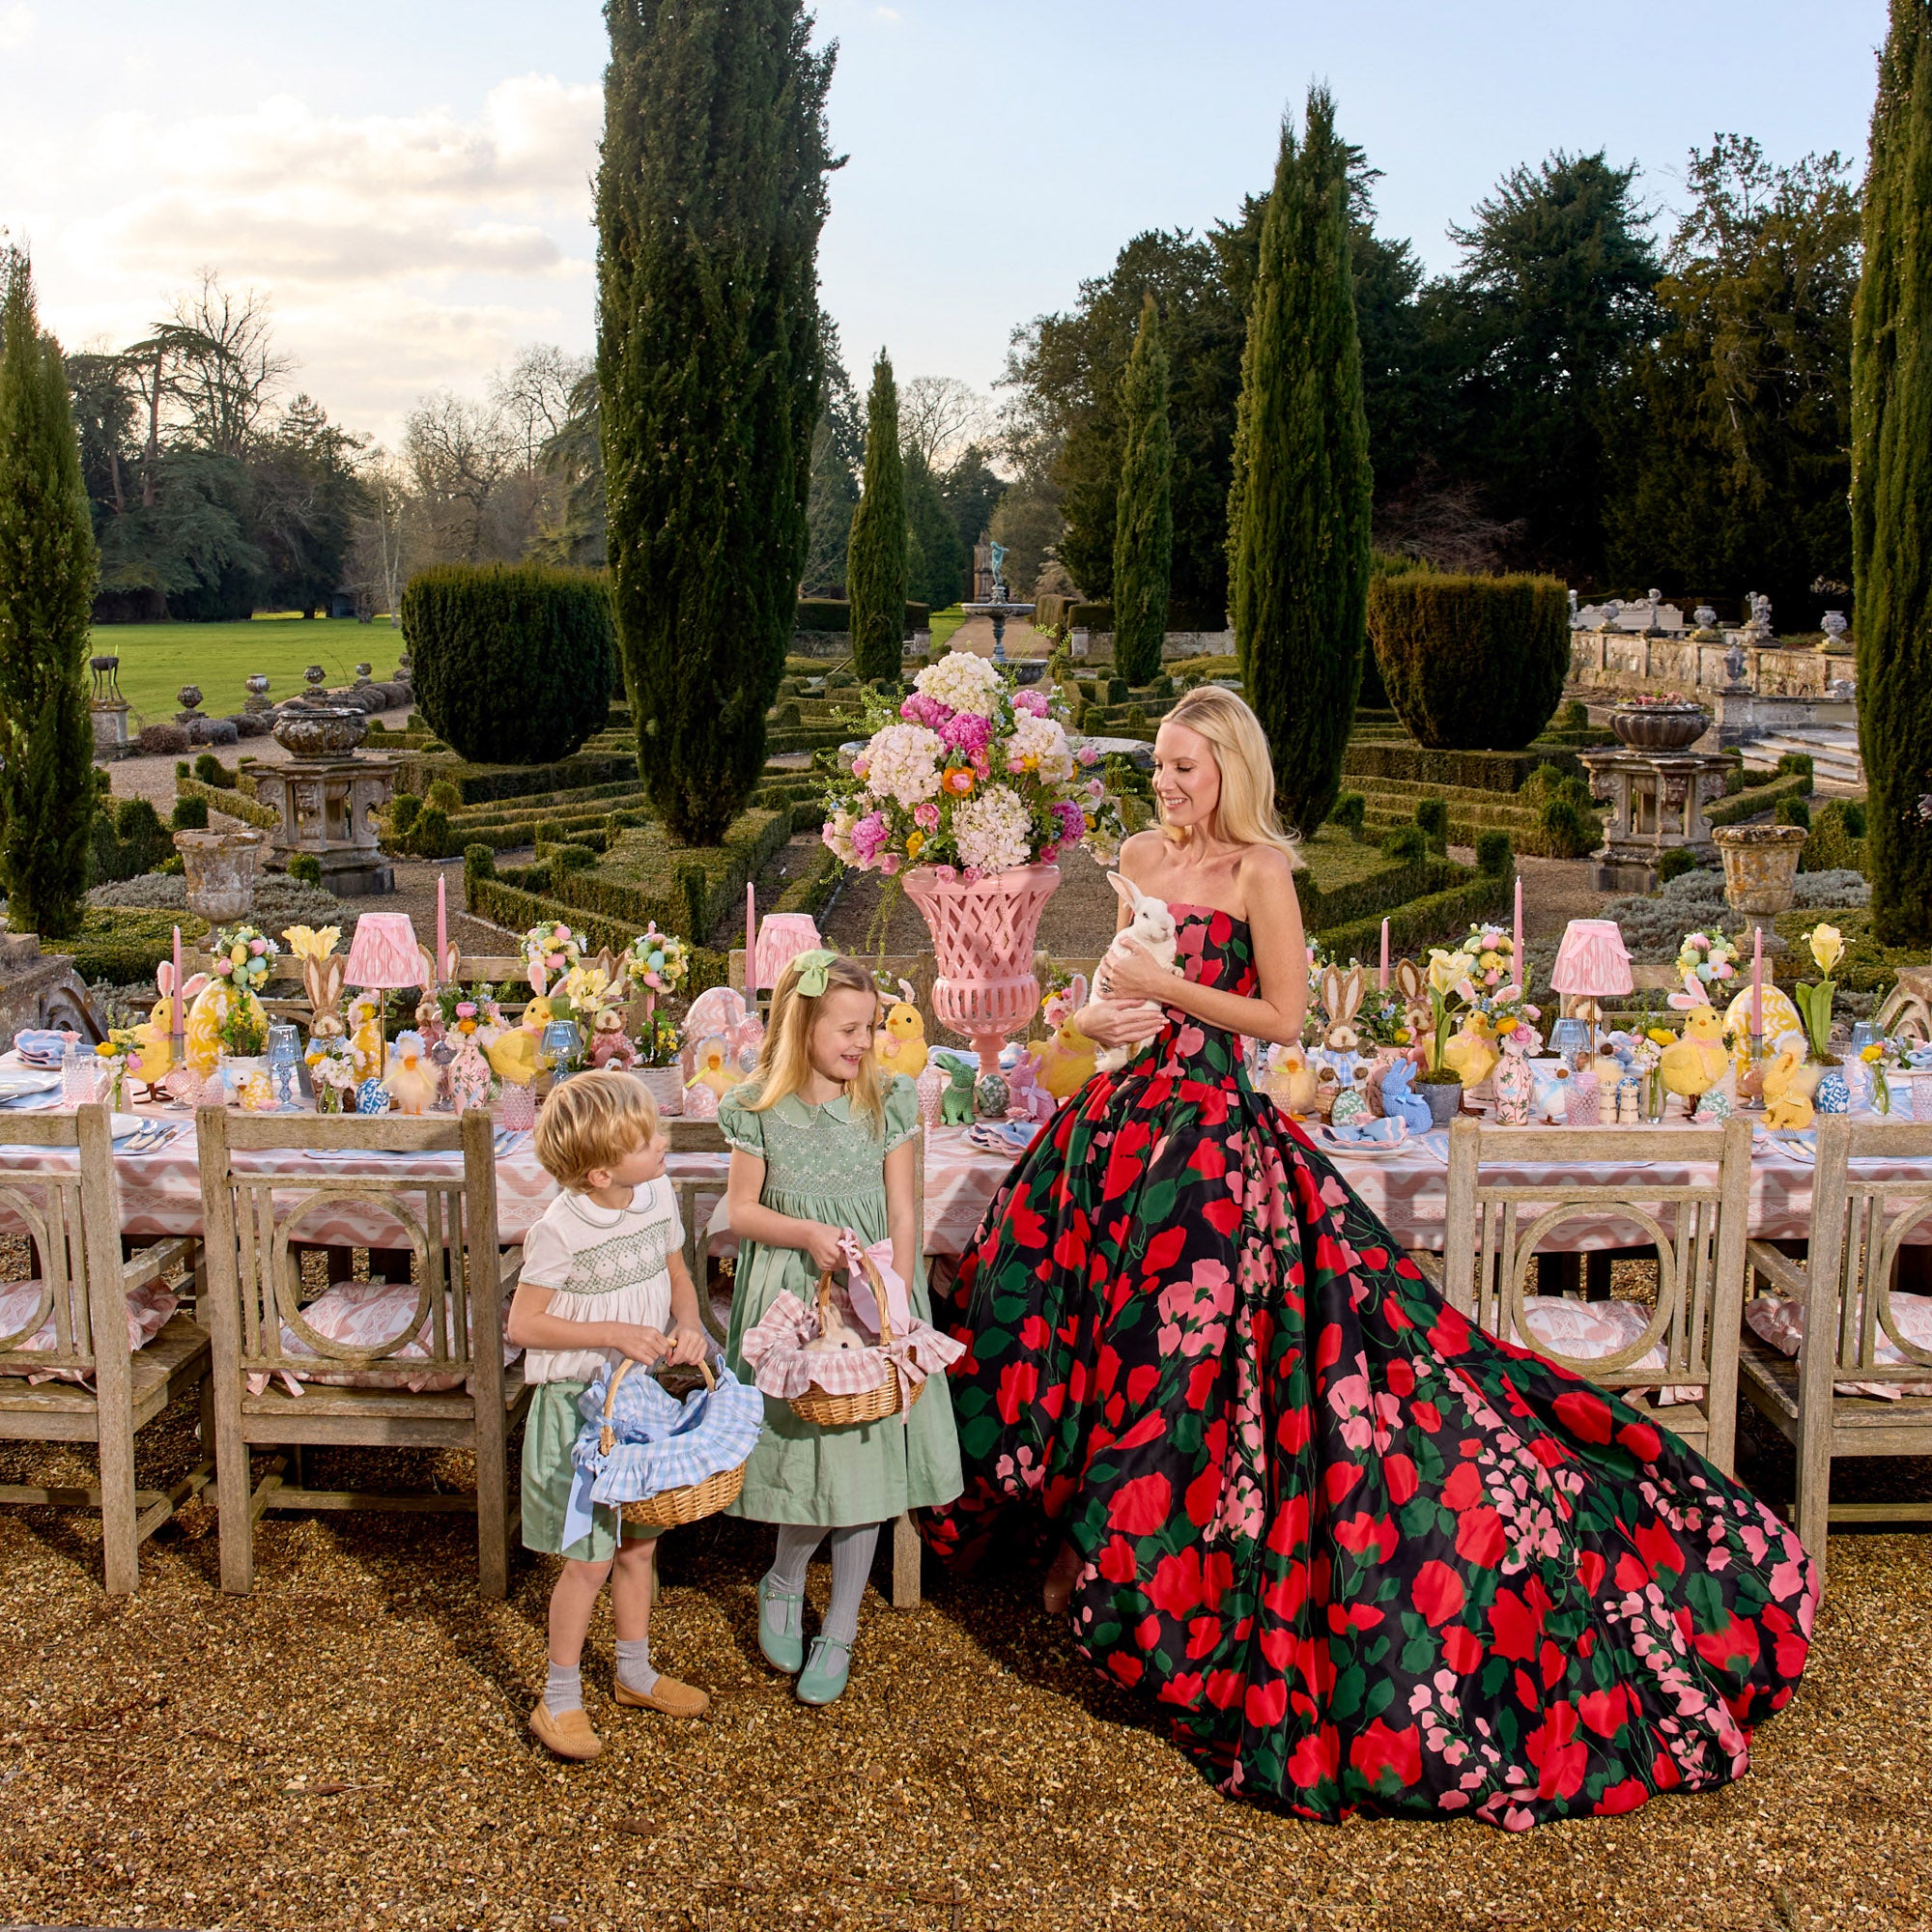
[271,704,369,757]
[1712,822,1806,953]
[1610,700,1711,751]
[174,828,270,923]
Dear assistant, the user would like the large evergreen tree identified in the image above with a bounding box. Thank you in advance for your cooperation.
[846,351,907,681]
[1853,0,1932,944]
[1228,89,1373,837]
[0,250,96,940]
[903,446,965,611]
[596,0,834,844]
[1112,293,1173,685]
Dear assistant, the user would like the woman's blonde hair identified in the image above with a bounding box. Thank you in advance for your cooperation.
[745,952,887,1134]
[533,1067,661,1191]
[1157,685,1300,865]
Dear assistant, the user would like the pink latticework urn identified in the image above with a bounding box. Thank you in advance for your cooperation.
[901,865,1061,1073]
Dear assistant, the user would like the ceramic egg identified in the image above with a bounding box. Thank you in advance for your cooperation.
[1329,1087,1369,1127]
[355,1076,392,1116]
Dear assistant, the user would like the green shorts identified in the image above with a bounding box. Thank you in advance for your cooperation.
[521,1379,661,1563]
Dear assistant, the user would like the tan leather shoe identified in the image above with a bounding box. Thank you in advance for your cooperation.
[529,1700,603,1761]
[613,1672,710,1718]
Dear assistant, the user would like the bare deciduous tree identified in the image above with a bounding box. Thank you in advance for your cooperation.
[163,271,294,459]
[898,375,992,474]
[491,342,590,475]
[402,391,517,563]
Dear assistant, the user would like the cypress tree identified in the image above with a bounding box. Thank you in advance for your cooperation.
[1228,88,1373,837]
[1112,293,1173,688]
[1853,0,1932,944]
[596,0,834,845]
[847,351,907,682]
[0,250,96,940]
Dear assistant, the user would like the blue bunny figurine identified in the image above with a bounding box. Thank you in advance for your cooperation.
[1378,1057,1433,1132]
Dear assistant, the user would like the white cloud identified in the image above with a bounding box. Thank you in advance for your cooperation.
[0,5,34,51]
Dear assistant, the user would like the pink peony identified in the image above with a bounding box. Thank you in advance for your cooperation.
[1076,744,1098,766]
[899,692,952,729]
[1039,841,1061,864]
[931,865,958,882]
[913,801,941,831]
[1013,688,1049,716]
[940,711,993,757]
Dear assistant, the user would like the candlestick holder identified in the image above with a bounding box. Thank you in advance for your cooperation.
[1734,1031,1768,1112]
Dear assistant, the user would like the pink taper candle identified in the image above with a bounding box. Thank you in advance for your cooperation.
[747,884,757,989]
[436,872,448,981]
[1378,919,1389,991]
[1513,875,1523,982]
[171,924,185,1054]
[1751,924,1764,1035]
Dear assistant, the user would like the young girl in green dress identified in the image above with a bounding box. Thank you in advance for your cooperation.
[723,950,961,1707]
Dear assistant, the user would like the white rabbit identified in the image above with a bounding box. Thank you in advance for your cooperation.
[1093,872,1181,1074]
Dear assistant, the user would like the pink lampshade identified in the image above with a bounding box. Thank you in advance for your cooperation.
[1548,918,1634,997]
[753,913,822,991]
[343,912,424,989]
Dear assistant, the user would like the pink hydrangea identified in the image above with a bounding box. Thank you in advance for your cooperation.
[1012,687,1049,717]
[940,711,993,757]
[899,692,953,730]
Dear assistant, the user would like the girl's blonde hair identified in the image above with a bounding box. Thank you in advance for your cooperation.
[745,952,887,1134]
[1157,685,1300,865]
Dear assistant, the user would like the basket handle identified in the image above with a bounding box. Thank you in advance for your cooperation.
[818,1250,894,1348]
[600,1353,717,1455]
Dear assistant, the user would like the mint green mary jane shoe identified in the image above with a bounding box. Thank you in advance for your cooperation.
[757,1574,805,1675]
[795,1634,852,1707]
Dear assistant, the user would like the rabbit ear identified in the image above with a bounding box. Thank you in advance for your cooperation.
[1319,966,1343,1018]
[183,973,210,1001]
[1339,967,1366,1019]
[897,978,916,1005]
[1666,969,1706,1011]
[1108,871,1143,912]
[156,961,175,997]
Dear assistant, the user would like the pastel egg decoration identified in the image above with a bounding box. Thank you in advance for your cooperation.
[355,1076,392,1116]
[1813,1069,1850,1116]
[974,1073,1010,1119]
[1696,1088,1733,1122]
[1329,1086,1369,1127]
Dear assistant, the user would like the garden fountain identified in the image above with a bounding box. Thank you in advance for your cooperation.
[960,538,1035,665]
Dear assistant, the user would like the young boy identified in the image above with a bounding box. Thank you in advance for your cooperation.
[507,1070,711,1761]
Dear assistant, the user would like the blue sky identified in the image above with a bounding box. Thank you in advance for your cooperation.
[0,0,1889,443]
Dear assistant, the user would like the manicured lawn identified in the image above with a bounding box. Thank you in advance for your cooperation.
[89,615,407,726]
[1296,821,1405,893]
[928,603,966,649]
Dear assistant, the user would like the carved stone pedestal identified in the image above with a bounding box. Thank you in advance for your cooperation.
[1578,745,1736,894]
[0,934,100,1050]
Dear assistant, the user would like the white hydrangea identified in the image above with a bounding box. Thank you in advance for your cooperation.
[821,809,859,864]
[915,649,1006,718]
[952,784,1034,874]
[861,724,943,809]
[1004,710,1074,784]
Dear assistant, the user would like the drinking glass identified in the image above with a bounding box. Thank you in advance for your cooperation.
[267,1024,302,1111]
[500,1081,535,1132]
[61,1037,96,1109]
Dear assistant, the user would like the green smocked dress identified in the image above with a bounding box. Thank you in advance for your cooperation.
[721,1077,963,1527]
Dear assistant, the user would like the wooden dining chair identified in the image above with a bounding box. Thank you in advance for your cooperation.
[196,1106,530,1597]
[1739,1118,1932,1566]
[0,1105,212,1592]
[1442,1117,1754,1475]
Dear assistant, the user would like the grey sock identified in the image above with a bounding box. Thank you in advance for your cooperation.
[544,1661,582,1716]
[822,1521,880,1646]
[768,1522,823,1596]
[614,1636,657,1697]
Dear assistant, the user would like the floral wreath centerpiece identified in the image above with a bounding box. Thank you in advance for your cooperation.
[821,649,1128,1067]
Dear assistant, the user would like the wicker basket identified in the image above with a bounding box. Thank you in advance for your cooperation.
[602,1358,748,1528]
[787,1252,925,1430]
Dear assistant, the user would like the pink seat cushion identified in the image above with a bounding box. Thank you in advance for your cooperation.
[1514,1295,1698,1406]
[1746,1292,1932,1400]
[0,1278,178,1386]
[249,1275,520,1397]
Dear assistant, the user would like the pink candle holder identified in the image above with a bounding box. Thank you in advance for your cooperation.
[499,1081,535,1133]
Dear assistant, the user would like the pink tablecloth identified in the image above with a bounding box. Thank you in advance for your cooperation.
[0,1084,1920,1257]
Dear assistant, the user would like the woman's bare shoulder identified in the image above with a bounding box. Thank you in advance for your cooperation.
[1237,843,1300,903]
[1117,828,1168,878]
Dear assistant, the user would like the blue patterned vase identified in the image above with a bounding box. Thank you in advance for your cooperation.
[355,1075,392,1116]
[1813,1068,1849,1116]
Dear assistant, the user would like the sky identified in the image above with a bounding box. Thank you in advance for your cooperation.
[0,0,1892,449]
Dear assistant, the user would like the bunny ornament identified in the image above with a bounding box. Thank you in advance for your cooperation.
[1316,966,1370,1089]
[131,960,212,1089]
[1093,874,1181,1075]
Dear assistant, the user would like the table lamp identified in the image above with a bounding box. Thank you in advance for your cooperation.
[1548,919,1633,1055]
[343,912,423,1065]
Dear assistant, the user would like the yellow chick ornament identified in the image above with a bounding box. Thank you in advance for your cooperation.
[873,980,928,1080]
[345,992,385,1082]
[1659,977,1733,1111]
[383,1030,440,1116]
[1442,1013,1499,1090]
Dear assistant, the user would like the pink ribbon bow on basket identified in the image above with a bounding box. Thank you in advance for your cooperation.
[838,1229,910,1337]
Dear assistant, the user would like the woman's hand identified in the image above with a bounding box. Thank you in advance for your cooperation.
[1074,999,1168,1050]
[800,1221,850,1272]
[1097,936,1179,1007]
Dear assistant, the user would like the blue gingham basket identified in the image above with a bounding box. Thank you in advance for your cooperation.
[570,1357,764,1529]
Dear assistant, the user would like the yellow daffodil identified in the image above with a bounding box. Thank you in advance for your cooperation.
[282,924,340,962]
[906,830,925,859]
[1806,923,1844,974]
[1647,1027,1676,1047]
[1427,950,1474,997]
[1861,1041,1883,1064]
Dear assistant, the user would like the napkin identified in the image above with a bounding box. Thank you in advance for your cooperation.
[1320,1118,1408,1147]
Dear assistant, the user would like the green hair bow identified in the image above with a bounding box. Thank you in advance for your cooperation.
[788,949,838,997]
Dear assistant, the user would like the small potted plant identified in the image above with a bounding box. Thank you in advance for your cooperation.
[1417,946,1479,1126]
[622,923,691,1115]
[1793,923,1846,1110]
[306,1035,357,1114]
